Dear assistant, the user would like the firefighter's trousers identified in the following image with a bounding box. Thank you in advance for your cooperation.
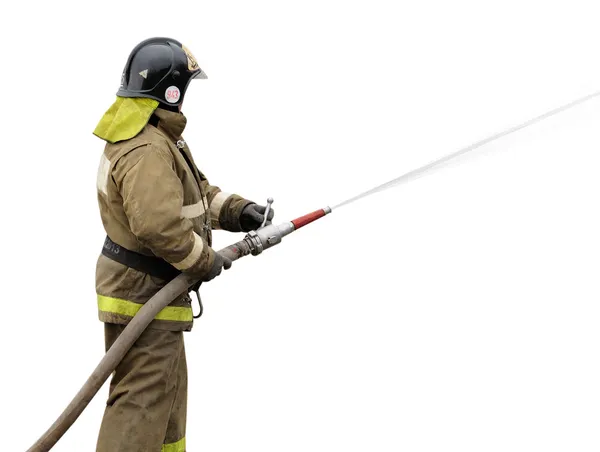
[96,323,187,452]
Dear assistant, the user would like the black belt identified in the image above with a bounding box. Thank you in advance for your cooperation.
[101,236,181,281]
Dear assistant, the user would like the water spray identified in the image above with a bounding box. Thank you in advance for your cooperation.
[27,89,600,451]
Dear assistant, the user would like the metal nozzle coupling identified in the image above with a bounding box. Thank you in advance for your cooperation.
[243,199,330,256]
[244,222,295,256]
[243,197,294,256]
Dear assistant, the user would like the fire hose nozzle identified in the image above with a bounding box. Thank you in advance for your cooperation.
[245,221,295,256]
[244,204,332,256]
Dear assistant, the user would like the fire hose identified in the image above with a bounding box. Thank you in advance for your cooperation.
[27,88,600,451]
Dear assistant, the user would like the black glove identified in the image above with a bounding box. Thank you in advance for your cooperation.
[240,203,275,232]
[201,252,232,282]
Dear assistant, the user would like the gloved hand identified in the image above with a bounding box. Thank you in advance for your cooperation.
[240,203,275,232]
[201,252,232,282]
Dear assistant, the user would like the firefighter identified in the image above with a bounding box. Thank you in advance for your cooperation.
[93,37,273,452]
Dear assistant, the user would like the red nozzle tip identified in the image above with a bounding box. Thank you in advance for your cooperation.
[291,207,331,230]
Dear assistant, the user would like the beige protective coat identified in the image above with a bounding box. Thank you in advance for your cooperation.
[96,107,252,331]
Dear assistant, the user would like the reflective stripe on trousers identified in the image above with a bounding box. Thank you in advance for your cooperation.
[162,437,186,452]
[97,294,193,322]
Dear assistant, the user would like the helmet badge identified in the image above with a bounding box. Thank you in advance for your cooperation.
[165,86,181,103]
[182,45,200,71]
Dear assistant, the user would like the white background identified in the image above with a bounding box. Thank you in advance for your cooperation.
[1,1,599,450]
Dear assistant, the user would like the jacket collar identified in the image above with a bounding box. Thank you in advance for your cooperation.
[153,108,187,140]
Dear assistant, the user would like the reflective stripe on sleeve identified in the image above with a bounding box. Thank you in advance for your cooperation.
[96,154,111,195]
[209,191,232,229]
[181,200,206,218]
[209,191,231,221]
[162,437,186,452]
[172,232,204,270]
[97,295,193,322]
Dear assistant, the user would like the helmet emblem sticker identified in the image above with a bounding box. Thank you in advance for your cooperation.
[165,86,181,103]
[182,45,200,71]
[139,69,148,79]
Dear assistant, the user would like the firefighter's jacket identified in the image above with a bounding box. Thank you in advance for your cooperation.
[94,99,252,331]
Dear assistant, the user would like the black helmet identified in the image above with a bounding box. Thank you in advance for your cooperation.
[117,37,207,107]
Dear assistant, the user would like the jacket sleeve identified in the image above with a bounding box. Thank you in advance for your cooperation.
[114,144,215,277]
[200,179,254,232]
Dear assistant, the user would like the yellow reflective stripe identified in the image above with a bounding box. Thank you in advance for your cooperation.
[98,295,192,322]
[162,437,186,452]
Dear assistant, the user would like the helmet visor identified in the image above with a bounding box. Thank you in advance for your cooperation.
[192,68,208,80]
